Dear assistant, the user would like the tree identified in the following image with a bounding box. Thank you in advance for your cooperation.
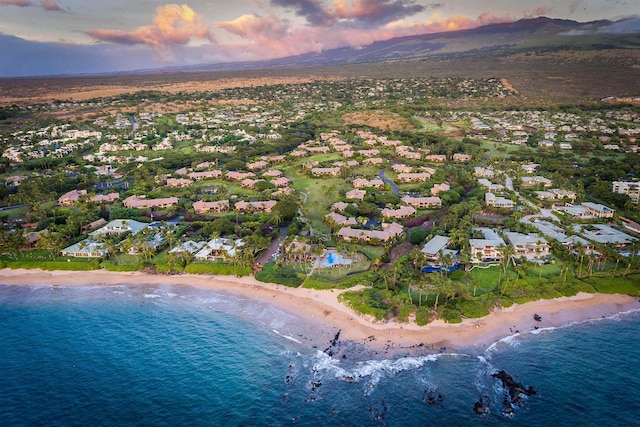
[576,243,586,278]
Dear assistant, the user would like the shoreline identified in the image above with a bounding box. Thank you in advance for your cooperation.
[1,268,638,356]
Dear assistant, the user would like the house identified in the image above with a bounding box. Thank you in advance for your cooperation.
[168,240,207,255]
[469,228,505,262]
[474,167,495,178]
[58,189,87,206]
[246,160,269,171]
[331,202,351,212]
[284,237,316,262]
[166,178,193,188]
[612,181,640,204]
[576,224,637,246]
[421,235,451,261]
[225,171,255,181]
[401,196,442,209]
[81,218,107,234]
[381,206,416,219]
[521,163,540,174]
[123,195,178,210]
[353,178,384,189]
[358,149,380,157]
[194,238,244,261]
[241,178,265,189]
[504,232,550,259]
[485,193,514,208]
[582,202,615,218]
[188,170,223,180]
[90,219,149,236]
[346,189,366,200]
[337,222,404,243]
[311,167,341,177]
[270,177,291,188]
[391,164,412,173]
[234,200,277,213]
[324,212,358,226]
[61,239,107,258]
[477,179,505,192]
[262,169,283,178]
[426,154,447,162]
[431,183,450,195]
[521,176,553,187]
[90,193,120,204]
[193,200,230,214]
[397,173,431,183]
[538,139,555,148]
[362,157,384,166]
[453,153,471,162]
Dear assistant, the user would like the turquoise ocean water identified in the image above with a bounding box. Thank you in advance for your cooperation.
[1,282,639,426]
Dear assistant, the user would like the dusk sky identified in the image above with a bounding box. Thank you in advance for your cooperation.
[0,0,637,76]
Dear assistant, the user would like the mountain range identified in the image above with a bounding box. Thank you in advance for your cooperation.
[181,16,640,72]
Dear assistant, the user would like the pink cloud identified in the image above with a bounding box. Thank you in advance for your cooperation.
[40,0,63,12]
[88,4,214,53]
[0,0,33,6]
[216,11,515,61]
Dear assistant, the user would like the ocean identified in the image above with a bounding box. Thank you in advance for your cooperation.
[1,283,639,426]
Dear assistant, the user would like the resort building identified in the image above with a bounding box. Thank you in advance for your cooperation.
[194,238,244,261]
[58,189,87,206]
[401,196,442,209]
[188,170,223,180]
[337,222,404,243]
[324,212,358,227]
[90,193,120,204]
[469,228,505,262]
[520,176,553,188]
[193,200,230,214]
[246,160,269,171]
[166,178,193,188]
[381,206,416,219]
[397,172,431,183]
[474,167,495,178]
[61,239,107,258]
[123,195,178,210]
[420,235,451,262]
[477,179,505,192]
[575,224,637,247]
[346,189,366,200]
[453,153,471,162]
[234,200,277,213]
[353,178,385,189]
[612,181,640,204]
[225,171,255,181]
[168,240,207,256]
[485,193,515,209]
[581,202,615,218]
[311,167,341,177]
[431,183,451,196]
[504,232,550,260]
[425,154,446,162]
[90,219,149,236]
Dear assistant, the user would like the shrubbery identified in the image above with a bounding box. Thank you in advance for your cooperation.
[255,263,303,287]
[185,262,250,276]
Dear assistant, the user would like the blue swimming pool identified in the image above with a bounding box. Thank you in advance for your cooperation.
[319,250,352,268]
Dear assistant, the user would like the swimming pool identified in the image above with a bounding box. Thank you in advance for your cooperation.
[318,250,352,268]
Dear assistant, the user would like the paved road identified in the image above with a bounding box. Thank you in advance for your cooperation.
[256,225,288,265]
[378,168,400,195]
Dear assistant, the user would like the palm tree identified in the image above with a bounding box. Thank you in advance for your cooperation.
[575,243,586,278]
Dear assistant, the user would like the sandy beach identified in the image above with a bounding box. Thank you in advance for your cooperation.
[1,268,638,353]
